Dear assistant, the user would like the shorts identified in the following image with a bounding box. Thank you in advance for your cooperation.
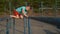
[13,10,22,16]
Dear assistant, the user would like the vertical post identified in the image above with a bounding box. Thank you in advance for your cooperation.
[24,17,27,34]
[24,0,28,34]
[13,18,15,34]
[28,17,31,34]
[6,0,12,34]
[31,0,34,17]
[6,19,9,34]
[0,25,1,34]
[0,19,2,34]
[53,0,57,17]
[9,1,11,15]
[41,2,43,16]
[55,0,57,17]
[6,17,12,34]
[39,2,41,16]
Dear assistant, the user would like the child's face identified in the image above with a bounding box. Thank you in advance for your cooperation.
[26,6,30,11]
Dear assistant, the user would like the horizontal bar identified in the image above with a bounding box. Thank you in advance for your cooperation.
[39,8,60,9]
[0,16,60,21]
[0,16,11,21]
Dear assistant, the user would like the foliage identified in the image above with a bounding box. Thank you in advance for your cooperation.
[0,0,60,14]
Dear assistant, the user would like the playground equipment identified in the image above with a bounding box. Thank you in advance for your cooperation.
[0,0,60,34]
[24,17,31,34]
[33,0,59,17]
[0,0,32,34]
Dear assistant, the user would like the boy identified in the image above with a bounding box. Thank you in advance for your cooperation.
[10,5,30,19]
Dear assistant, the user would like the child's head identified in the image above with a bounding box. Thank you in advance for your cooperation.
[26,5,30,11]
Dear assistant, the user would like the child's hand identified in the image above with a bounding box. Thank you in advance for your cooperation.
[25,15,28,18]
[24,15,28,18]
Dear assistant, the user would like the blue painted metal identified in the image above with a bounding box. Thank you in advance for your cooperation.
[9,1,12,15]
[13,18,15,34]
[24,17,31,34]
[6,17,12,34]
[0,16,12,22]
[24,17,27,34]
[28,17,31,34]
[6,19,10,34]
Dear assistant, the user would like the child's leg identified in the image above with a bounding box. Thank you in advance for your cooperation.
[10,15,19,18]
[20,15,23,19]
[10,10,20,18]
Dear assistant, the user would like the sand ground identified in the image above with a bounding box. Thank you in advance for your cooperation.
[0,18,60,34]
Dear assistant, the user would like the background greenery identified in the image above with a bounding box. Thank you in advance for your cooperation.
[0,0,60,15]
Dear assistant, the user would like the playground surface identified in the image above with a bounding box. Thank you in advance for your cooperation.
[0,17,60,34]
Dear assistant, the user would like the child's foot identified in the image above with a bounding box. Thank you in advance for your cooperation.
[10,15,19,18]
[10,15,13,17]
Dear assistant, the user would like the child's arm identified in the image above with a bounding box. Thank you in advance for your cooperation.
[22,10,28,17]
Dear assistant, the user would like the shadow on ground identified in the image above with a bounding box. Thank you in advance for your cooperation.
[31,17,60,29]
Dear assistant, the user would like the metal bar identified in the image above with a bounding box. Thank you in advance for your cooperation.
[6,19,10,34]
[13,18,15,34]
[28,17,31,34]
[38,8,60,9]
[9,1,12,15]
[39,2,41,11]
[55,0,57,17]
[41,2,43,16]
[6,17,12,34]
[24,17,27,34]
[0,17,11,21]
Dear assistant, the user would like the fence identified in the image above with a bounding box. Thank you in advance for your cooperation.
[0,0,60,34]
[31,1,60,17]
[0,17,31,34]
